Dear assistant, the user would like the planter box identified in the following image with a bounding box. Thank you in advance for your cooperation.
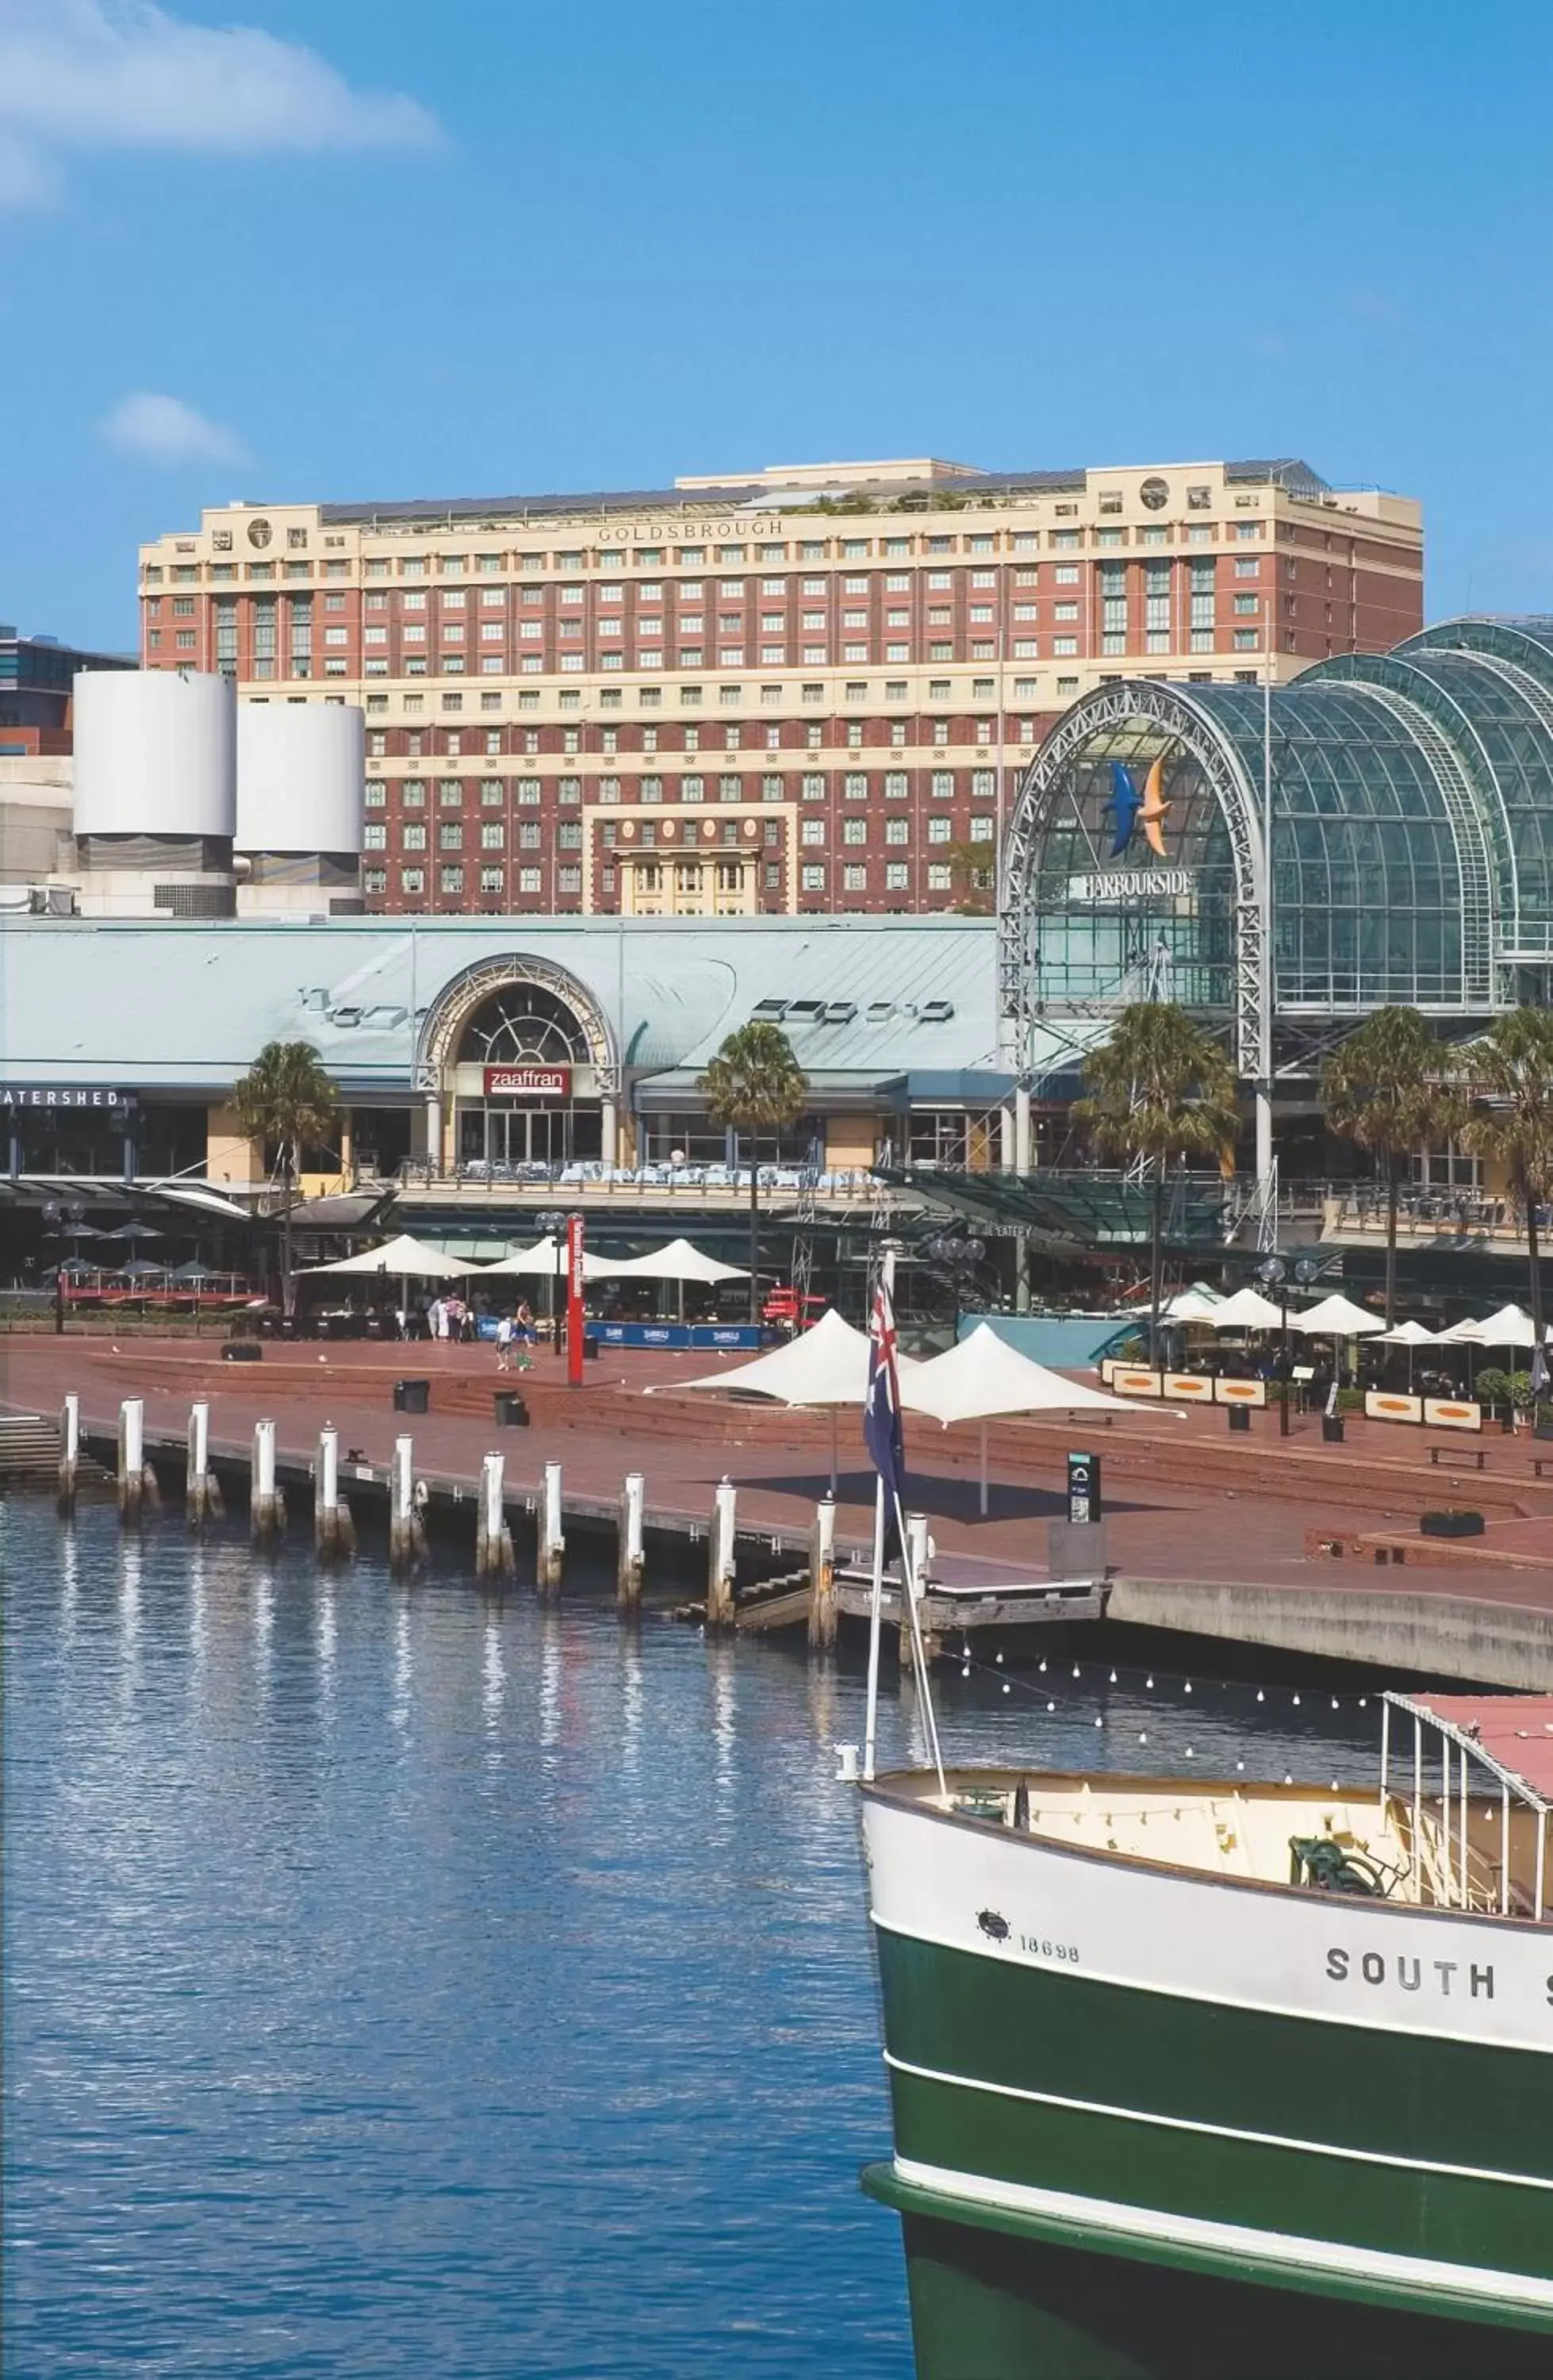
[1420,1509,1485,1539]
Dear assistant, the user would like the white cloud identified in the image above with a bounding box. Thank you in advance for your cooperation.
[102,390,249,468]
[0,0,439,208]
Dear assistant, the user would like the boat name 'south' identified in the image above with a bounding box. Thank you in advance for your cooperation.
[1325,1946,1552,2005]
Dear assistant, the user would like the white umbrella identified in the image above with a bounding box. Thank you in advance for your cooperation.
[907,1322,1133,1514]
[1206,1286,1286,1331]
[479,1234,608,1280]
[678,1307,923,1491]
[588,1237,747,1284]
[1159,1287,1225,1326]
[305,1232,470,1280]
[1285,1293,1385,1338]
[1437,1303,1551,1349]
[1375,1316,1437,1392]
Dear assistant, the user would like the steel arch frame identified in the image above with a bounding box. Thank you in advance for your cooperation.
[999,681,1266,1079]
[415,953,619,1096]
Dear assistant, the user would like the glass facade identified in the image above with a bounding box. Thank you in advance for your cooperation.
[1004,616,1553,1060]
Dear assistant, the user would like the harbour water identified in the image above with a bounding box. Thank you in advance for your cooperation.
[4,1500,1379,2378]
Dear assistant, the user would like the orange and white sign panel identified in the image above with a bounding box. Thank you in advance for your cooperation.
[1423,1398,1482,1432]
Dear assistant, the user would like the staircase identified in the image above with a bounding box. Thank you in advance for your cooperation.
[0,1411,57,1480]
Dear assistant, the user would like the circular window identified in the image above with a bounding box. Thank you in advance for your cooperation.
[247,518,273,548]
[1139,478,1169,512]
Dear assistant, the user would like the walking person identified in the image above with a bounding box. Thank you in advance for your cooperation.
[515,1298,535,1347]
[495,1311,515,1372]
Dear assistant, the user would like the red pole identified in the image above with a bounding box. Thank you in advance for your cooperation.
[566,1214,585,1388]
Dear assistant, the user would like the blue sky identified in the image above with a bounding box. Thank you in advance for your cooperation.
[4,0,1552,651]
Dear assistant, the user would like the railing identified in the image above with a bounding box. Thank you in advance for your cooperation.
[1321,1188,1539,1244]
[393,1158,896,1208]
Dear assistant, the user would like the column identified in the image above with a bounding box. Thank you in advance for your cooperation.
[425,1093,443,1177]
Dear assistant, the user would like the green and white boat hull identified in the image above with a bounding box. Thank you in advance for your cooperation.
[861,1772,1553,2378]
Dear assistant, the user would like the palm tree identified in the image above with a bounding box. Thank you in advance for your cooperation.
[1457,1008,1553,1345]
[230,1040,338,1312]
[1321,1006,1453,1326]
[1073,1004,1240,1365]
[698,1022,809,1322]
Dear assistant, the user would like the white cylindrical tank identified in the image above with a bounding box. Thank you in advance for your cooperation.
[236,703,364,854]
[73,671,236,839]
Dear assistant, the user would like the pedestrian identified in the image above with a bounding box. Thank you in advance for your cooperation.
[428,1295,446,1345]
[495,1311,515,1372]
[515,1298,535,1346]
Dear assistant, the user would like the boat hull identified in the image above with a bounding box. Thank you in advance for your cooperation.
[861,1780,1553,2375]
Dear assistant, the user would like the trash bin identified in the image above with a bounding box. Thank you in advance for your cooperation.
[393,1378,430,1415]
[494,1391,530,1427]
[1227,1403,1252,1434]
[1321,1415,1345,1444]
[583,1333,600,1361]
[222,1341,263,1362]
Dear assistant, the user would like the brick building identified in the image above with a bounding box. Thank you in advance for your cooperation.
[136,456,1423,920]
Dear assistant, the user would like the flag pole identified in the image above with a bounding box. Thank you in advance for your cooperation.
[862,1474,886,1783]
[892,1488,946,1796]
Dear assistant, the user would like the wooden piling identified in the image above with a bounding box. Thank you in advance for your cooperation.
[899,1509,939,1670]
[117,1398,144,1525]
[538,1459,565,1593]
[186,1399,213,1527]
[476,1452,515,1578]
[315,1424,352,1560]
[389,1434,419,1571]
[251,1418,281,1548]
[706,1476,737,1628]
[617,1470,645,1610]
[807,1492,838,1649]
[57,1392,79,1515]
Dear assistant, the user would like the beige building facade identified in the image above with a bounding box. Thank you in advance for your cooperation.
[137,456,1424,922]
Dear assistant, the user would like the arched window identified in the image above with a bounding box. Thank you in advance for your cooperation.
[456,984,592,1069]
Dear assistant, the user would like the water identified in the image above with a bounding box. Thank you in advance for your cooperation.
[3,1501,1380,2378]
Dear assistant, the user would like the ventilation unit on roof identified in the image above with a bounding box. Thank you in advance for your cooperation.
[866,1002,894,1023]
[919,999,955,1023]
[784,1000,825,1023]
[750,998,788,1019]
[820,1001,857,1025]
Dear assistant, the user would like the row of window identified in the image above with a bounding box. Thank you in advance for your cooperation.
[364,724,1041,759]
[365,771,1003,808]
[364,811,996,852]
[360,860,984,899]
[147,516,1269,585]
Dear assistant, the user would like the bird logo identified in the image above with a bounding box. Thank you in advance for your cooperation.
[1104,758,1170,860]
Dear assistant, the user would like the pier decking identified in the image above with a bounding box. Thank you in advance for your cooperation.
[4,1336,1551,1684]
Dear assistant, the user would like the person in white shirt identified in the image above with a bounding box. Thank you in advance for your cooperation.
[495,1312,515,1372]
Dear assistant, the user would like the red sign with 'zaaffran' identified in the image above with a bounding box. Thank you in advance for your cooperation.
[484,1065,571,1099]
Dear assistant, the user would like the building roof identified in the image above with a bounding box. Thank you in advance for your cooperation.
[313,459,1334,529]
[0,913,1001,1095]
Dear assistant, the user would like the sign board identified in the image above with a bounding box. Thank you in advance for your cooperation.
[1214,1378,1267,1407]
[1067,1451,1102,1526]
[1110,1368,1165,1399]
[1424,1396,1482,1433]
[1163,1372,1214,1402]
[1065,868,1194,905]
[484,1065,571,1099]
[566,1214,586,1387]
[1366,1390,1424,1426]
[0,1084,135,1109]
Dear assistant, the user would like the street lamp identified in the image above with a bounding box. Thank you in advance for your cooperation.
[1257,1253,1318,1436]
[40,1196,86,1336]
[538,1207,566,1351]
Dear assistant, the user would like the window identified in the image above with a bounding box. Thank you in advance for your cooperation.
[678,775,701,803]
[483,779,506,806]
[1187,486,1212,511]
[1234,521,1263,541]
[844,772,868,800]
[557,866,581,894]
[885,819,908,845]
[518,822,541,850]
[401,867,424,894]
[841,862,867,891]
[930,771,954,799]
[800,864,826,890]
[1233,628,1259,650]
[558,820,582,849]
[719,775,742,803]
[1233,593,1259,615]
[1053,635,1077,656]
[968,816,995,841]
[480,866,504,893]
[843,818,867,845]
[1234,556,1260,578]
[801,817,825,845]
[439,780,463,808]
[439,864,464,892]
[802,773,825,800]
[518,867,543,894]
[402,822,427,850]
[884,862,908,890]
[363,822,388,850]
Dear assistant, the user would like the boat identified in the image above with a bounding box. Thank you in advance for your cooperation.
[857,1691,1553,2378]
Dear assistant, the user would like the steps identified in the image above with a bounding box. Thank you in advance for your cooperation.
[0,1411,57,1479]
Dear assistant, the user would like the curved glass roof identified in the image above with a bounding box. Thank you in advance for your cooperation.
[1010,615,1553,1031]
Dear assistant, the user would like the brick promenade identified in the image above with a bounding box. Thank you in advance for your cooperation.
[7,1337,1551,1653]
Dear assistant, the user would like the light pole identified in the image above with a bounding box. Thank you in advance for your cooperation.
[1259,1253,1318,1436]
[1256,597,1276,1201]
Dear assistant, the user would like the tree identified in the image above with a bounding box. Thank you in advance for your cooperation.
[698,1022,809,1322]
[1072,1004,1240,1365]
[1456,1008,1553,1345]
[230,1040,338,1312]
[1321,1007,1453,1326]
[942,840,996,917]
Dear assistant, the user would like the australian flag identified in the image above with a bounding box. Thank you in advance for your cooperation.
[864,1281,908,1522]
